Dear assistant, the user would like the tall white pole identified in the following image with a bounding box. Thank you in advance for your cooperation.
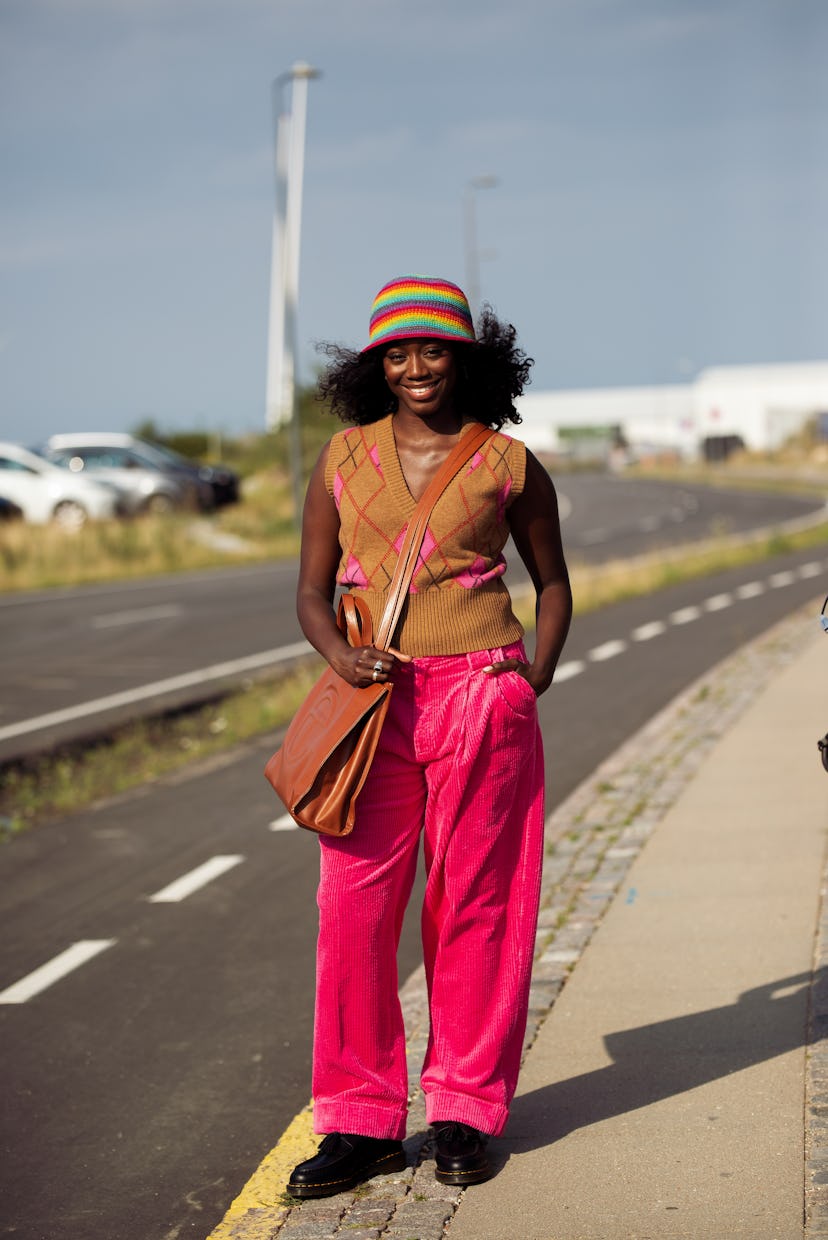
[265,63,319,436]
[463,175,498,321]
[265,88,291,431]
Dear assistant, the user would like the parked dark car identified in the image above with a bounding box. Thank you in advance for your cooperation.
[146,441,240,508]
[38,433,238,513]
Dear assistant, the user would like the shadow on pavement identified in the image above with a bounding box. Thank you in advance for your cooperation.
[504,967,823,1155]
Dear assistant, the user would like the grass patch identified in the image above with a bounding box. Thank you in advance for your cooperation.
[0,659,322,836]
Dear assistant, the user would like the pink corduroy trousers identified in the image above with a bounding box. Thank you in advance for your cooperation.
[312,641,545,1140]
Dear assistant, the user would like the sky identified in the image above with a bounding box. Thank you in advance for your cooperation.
[1,0,826,444]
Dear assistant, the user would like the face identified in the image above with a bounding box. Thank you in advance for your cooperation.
[382,339,458,418]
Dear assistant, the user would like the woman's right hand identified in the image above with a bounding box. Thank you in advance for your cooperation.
[332,643,412,688]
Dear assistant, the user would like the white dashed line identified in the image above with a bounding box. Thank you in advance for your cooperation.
[632,621,667,642]
[588,640,628,662]
[0,940,116,1005]
[148,855,245,904]
[704,593,733,611]
[554,660,586,682]
[670,606,701,625]
[269,814,297,831]
[799,561,822,579]
[736,581,764,599]
[769,570,796,588]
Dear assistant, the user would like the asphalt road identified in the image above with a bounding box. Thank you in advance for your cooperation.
[1,535,826,1238]
[0,473,820,763]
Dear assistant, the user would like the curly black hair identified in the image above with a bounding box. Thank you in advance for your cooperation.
[316,306,533,430]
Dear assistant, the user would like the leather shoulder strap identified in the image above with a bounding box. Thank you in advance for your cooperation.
[374,423,494,650]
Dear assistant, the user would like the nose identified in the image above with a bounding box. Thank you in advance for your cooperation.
[404,350,429,378]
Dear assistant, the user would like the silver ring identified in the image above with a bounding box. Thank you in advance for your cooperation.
[372,660,384,674]
[372,668,380,681]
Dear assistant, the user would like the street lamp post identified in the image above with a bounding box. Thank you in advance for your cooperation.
[463,175,498,319]
[265,61,320,524]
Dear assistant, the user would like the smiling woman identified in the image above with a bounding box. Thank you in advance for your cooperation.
[283,275,573,1199]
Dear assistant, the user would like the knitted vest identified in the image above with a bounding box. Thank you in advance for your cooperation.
[324,415,526,656]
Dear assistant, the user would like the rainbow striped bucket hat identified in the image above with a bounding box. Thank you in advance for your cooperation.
[362,276,476,352]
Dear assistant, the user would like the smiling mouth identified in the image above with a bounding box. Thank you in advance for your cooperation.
[404,380,440,397]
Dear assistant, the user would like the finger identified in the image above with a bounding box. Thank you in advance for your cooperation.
[481,660,526,675]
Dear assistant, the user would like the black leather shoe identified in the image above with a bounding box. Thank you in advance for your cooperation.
[432,1121,492,1185]
[286,1132,407,1199]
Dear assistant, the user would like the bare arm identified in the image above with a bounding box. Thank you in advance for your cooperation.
[296,446,410,687]
[488,449,572,695]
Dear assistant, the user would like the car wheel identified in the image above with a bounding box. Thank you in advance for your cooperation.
[145,493,175,515]
[53,500,88,531]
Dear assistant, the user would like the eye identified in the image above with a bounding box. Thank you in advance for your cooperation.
[385,351,405,364]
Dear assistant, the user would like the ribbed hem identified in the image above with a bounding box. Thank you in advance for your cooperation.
[423,1089,510,1138]
[359,584,525,657]
[313,1099,408,1141]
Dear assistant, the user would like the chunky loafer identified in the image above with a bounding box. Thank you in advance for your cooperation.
[286,1132,407,1199]
[432,1121,492,1185]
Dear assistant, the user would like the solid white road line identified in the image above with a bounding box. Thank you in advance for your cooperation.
[632,620,667,642]
[91,604,182,629]
[0,940,116,1005]
[148,855,245,904]
[588,640,627,662]
[0,641,313,743]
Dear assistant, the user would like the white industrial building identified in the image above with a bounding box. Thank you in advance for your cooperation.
[513,361,828,460]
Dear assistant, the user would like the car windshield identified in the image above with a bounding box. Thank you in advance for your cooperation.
[137,442,190,468]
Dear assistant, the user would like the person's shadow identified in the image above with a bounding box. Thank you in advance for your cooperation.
[500,967,827,1157]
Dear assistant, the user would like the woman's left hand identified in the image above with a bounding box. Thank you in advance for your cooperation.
[481,658,544,696]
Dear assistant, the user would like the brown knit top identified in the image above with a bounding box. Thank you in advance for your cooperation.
[324,415,527,656]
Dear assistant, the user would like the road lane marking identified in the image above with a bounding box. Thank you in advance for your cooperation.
[632,621,667,641]
[799,561,822,579]
[769,570,796,588]
[670,606,701,625]
[0,641,314,743]
[736,581,764,599]
[554,660,585,682]
[588,640,627,662]
[148,855,245,903]
[91,604,182,629]
[581,528,610,544]
[269,814,297,832]
[704,593,733,611]
[0,940,116,1005]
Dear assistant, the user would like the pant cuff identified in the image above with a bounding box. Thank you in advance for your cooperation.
[424,1089,510,1137]
[313,1099,408,1141]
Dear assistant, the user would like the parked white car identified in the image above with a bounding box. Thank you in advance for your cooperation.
[0,441,125,529]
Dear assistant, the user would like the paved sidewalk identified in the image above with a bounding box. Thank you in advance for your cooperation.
[209,602,828,1240]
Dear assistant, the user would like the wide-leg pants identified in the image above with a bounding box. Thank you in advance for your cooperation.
[312,641,545,1140]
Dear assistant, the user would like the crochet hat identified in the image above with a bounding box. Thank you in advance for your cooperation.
[362,276,476,353]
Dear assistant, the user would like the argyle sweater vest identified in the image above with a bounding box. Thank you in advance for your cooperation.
[324,415,527,656]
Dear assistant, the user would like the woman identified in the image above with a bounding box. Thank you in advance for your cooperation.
[287,276,572,1198]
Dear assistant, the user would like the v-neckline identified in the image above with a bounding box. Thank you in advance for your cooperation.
[377,416,480,509]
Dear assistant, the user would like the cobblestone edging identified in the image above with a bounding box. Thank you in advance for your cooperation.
[239,606,816,1240]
